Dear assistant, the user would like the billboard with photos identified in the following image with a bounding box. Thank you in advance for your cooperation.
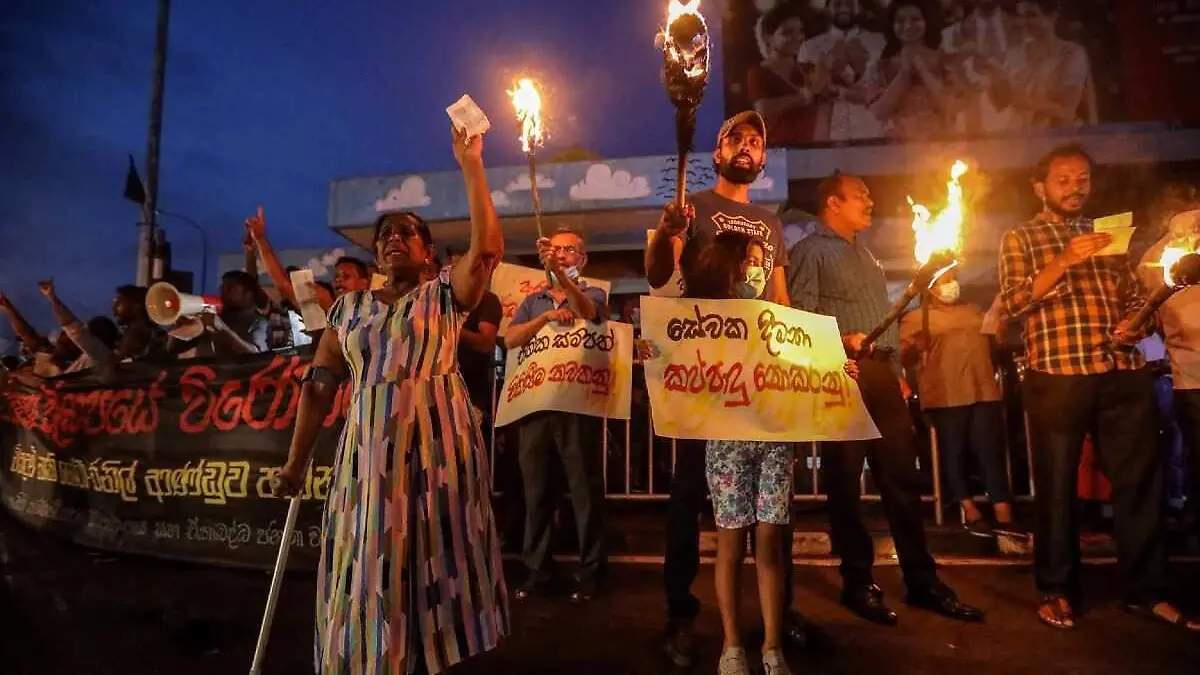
[722,0,1200,147]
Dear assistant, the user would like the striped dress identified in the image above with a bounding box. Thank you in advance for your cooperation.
[316,273,509,674]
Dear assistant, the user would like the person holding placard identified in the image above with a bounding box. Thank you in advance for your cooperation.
[679,231,798,675]
[999,144,1198,632]
[272,126,510,674]
[647,111,811,666]
[504,227,609,604]
[787,172,984,627]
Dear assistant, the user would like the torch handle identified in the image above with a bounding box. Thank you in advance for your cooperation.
[527,153,544,240]
[858,287,921,358]
[248,493,303,675]
[1112,285,1175,347]
[675,153,687,210]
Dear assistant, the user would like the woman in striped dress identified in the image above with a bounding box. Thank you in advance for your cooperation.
[275,127,508,674]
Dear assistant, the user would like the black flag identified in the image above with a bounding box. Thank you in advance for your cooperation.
[124,155,146,205]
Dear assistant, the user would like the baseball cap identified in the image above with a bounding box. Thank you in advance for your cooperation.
[717,110,767,147]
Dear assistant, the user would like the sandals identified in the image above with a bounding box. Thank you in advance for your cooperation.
[1125,602,1200,633]
[1038,596,1077,630]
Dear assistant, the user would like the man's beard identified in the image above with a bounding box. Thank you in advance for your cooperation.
[717,157,761,185]
[1046,194,1086,219]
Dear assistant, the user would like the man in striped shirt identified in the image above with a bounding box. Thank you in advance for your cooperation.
[999,143,1198,631]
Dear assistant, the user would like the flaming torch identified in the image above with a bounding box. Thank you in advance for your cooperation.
[858,161,969,357]
[509,77,546,239]
[1117,211,1200,344]
[659,0,710,208]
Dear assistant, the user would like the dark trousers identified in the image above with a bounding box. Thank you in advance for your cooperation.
[822,355,937,591]
[927,402,1014,504]
[1023,368,1166,603]
[517,411,605,581]
[663,438,797,621]
[1174,388,1200,511]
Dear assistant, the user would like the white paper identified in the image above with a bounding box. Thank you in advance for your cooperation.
[446,94,491,137]
[1094,226,1135,257]
[1094,212,1133,230]
[289,268,328,332]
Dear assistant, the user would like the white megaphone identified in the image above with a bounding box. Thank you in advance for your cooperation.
[146,281,223,326]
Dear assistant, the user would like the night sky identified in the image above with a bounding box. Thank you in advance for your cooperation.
[0,0,729,346]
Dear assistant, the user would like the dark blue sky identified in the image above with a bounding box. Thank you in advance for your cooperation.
[0,0,729,341]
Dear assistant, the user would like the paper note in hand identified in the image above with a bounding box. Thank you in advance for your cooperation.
[446,95,490,137]
[370,273,387,291]
[289,268,328,332]
[1094,212,1133,230]
[1093,212,1135,257]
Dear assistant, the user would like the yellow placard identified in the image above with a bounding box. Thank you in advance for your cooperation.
[494,320,633,427]
[640,297,881,442]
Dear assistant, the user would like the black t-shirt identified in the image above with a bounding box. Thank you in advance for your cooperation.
[680,189,787,295]
[457,291,502,409]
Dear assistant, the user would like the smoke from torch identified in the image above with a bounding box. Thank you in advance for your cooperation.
[660,0,710,207]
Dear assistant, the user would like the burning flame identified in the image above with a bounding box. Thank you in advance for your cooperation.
[662,0,709,81]
[509,78,544,154]
[910,160,969,267]
[1162,246,1189,287]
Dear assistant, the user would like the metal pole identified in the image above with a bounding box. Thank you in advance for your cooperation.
[156,210,209,293]
[138,0,171,287]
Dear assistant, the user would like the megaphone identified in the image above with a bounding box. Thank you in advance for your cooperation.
[146,281,223,326]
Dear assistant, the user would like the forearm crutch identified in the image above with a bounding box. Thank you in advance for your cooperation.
[248,492,303,675]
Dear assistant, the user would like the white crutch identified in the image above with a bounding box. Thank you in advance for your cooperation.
[249,491,304,675]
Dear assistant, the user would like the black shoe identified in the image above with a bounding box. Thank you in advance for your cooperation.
[841,584,898,626]
[568,577,598,603]
[906,582,985,622]
[781,610,810,651]
[513,576,551,601]
[664,618,695,668]
[964,518,996,538]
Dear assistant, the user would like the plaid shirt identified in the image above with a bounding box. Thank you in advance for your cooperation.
[999,214,1147,376]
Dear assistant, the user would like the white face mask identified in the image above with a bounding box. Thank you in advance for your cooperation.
[549,266,580,287]
[934,280,960,304]
[738,266,767,299]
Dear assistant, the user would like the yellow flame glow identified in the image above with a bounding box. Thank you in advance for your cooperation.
[509,78,544,154]
[663,0,709,80]
[910,160,969,266]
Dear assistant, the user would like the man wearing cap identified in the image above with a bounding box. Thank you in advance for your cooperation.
[646,110,805,667]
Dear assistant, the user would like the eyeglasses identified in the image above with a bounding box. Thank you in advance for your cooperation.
[549,245,579,255]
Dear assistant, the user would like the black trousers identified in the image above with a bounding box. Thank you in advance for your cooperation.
[663,438,797,621]
[1175,388,1200,512]
[517,411,605,581]
[1023,368,1167,603]
[821,355,937,591]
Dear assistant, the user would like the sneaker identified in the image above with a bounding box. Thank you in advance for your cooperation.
[718,646,751,675]
[664,619,695,668]
[762,648,793,675]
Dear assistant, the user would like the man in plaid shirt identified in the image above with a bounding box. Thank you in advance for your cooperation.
[1000,143,1198,632]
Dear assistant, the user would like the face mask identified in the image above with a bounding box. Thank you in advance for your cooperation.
[934,280,960,304]
[737,266,766,299]
[549,266,580,287]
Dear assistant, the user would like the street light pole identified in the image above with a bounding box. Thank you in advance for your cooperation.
[155,210,210,294]
[137,0,171,286]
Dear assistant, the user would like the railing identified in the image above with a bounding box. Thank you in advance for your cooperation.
[482,360,1038,528]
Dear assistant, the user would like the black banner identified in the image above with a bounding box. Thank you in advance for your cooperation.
[0,353,344,571]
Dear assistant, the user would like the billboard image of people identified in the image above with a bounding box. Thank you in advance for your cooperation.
[723,0,1200,147]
